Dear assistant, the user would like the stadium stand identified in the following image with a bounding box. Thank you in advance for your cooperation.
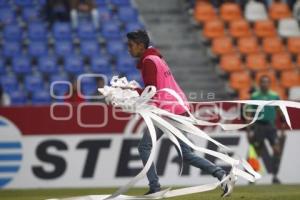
[237,36,260,55]
[211,36,235,56]
[269,1,292,20]
[278,18,300,37]
[219,53,244,73]
[246,53,269,72]
[193,2,217,23]
[194,0,300,100]
[229,19,252,38]
[203,19,225,39]
[0,0,144,105]
[244,0,268,22]
[2,0,300,105]
[262,36,285,55]
[220,2,242,22]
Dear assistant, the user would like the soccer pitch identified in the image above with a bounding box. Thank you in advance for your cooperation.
[0,185,299,200]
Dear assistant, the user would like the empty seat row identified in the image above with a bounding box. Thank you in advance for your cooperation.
[211,36,300,56]
[0,53,138,75]
[0,3,140,24]
[203,18,300,40]
[1,20,143,41]
[194,1,293,24]
[194,1,300,100]
[0,0,144,105]
[230,69,300,99]
[0,39,131,58]
[219,52,300,73]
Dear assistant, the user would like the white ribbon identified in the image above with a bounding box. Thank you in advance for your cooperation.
[104,112,159,200]
[51,77,300,200]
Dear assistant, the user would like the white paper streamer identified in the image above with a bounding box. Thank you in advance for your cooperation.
[50,77,300,200]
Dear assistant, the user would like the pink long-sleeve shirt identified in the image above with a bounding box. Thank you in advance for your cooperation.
[136,47,190,115]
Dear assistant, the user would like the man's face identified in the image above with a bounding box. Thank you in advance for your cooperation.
[260,77,270,92]
[127,40,144,58]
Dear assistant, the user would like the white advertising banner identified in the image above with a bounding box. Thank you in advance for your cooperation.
[1,116,300,189]
[277,130,300,184]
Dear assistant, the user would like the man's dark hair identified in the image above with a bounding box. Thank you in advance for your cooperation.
[126,30,150,48]
[260,75,270,82]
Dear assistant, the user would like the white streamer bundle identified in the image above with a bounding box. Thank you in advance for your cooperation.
[50,76,300,200]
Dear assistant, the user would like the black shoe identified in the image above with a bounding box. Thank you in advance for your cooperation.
[272,177,281,184]
[144,188,161,196]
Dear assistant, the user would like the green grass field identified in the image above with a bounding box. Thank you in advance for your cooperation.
[0,185,299,200]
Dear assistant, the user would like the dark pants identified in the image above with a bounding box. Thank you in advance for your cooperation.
[138,126,226,190]
[251,122,281,175]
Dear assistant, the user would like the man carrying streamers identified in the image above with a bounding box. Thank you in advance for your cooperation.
[247,75,285,184]
[126,30,235,197]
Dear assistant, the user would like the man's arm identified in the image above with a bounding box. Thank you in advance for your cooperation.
[136,59,157,94]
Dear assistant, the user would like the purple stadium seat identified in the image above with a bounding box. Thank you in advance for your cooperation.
[80,40,100,56]
[3,24,22,41]
[111,0,131,6]
[0,75,18,93]
[10,90,27,105]
[50,74,70,96]
[0,58,6,75]
[38,0,46,5]
[28,22,47,41]
[118,6,138,23]
[90,55,112,74]
[125,22,144,32]
[12,55,32,75]
[24,74,44,92]
[15,0,34,7]
[55,40,73,56]
[0,7,15,24]
[101,22,122,39]
[64,54,84,75]
[116,55,136,72]
[0,0,8,7]
[3,41,21,57]
[77,22,96,40]
[50,73,69,83]
[80,76,97,96]
[106,40,125,56]
[52,22,72,41]
[38,54,58,74]
[95,0,107,6]
[22,7,40,22]
[97,6,112,21]
[31,91,51,105]
[28,41,48,57]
